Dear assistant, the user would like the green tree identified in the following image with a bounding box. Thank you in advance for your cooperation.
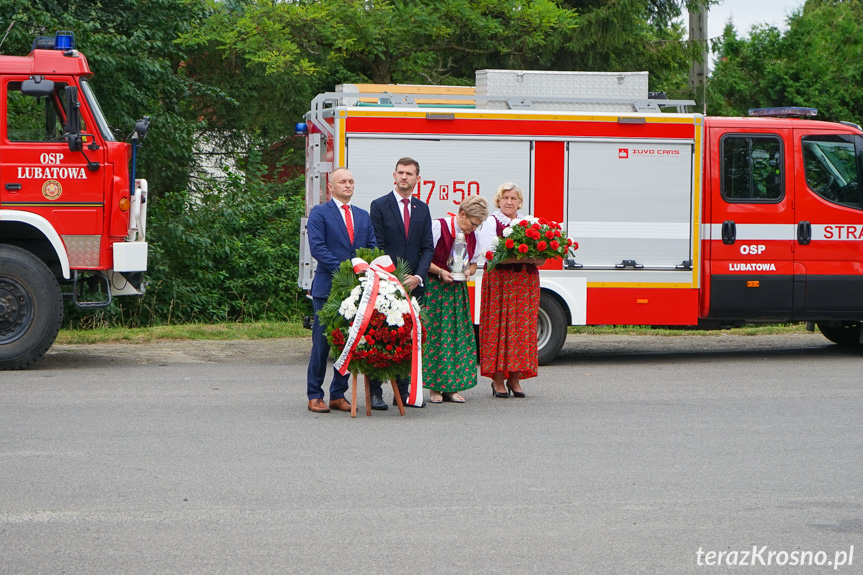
[708,0,863,125]
[184,0,714,101]
[182,0,581,86]
[551,0,713,93]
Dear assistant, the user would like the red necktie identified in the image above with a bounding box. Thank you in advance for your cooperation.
[402,198,410,237]
[342,204,354,244]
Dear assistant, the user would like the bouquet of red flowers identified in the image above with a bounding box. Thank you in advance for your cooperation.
[485,216,578,270]
[318,248,423,382]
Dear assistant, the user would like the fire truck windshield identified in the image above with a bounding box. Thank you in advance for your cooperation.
[80,79,115,142]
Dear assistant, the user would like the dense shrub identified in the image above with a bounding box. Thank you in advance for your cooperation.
[62,153,310,328]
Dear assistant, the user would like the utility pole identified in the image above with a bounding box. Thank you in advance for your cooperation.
[688,4,708,114]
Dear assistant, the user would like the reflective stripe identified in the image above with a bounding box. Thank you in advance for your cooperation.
[708,223,863,241]
[813,224,863,240]
[707,223,795,241]
[571,221,690,239]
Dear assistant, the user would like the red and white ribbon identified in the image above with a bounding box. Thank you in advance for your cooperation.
[333,255,424,407]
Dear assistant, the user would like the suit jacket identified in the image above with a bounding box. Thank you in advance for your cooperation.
[307,200,377,299]
[370,192,434,298]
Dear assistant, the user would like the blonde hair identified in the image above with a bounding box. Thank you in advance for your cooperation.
[494,182,523,208]
[458,195,489,221]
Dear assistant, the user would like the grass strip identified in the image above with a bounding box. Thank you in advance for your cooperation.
[56,321,810,345]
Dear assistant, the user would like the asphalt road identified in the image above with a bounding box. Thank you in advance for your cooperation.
[1,333,861,574]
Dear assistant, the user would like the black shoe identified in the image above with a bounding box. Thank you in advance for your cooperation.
[394,397,426,408]
[507,384,526,398]
[370,395,389,411]
[491,383,509,398]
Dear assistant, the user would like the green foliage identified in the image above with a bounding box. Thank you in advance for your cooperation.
[550,0,713,94]
[707,0,863,125]
[63,153,309,328]
[182,0,582,85]
[181,0,714,104]
[144,155,307,324]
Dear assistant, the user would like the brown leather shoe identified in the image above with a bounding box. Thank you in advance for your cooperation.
[329,397,352,412]
[308,398,330,413]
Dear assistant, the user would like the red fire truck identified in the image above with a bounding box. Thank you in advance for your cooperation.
[0,32,150,369]
[298,71,863,363]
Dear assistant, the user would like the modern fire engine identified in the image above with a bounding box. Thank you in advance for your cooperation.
[298,70,863,363]
[0,32,150,369]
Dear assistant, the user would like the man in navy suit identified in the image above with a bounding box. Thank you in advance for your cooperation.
[306,167,377,413]
[368,157,434,409]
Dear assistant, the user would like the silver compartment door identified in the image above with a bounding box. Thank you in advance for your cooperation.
[568,141,694,269]
[346,137,532,218]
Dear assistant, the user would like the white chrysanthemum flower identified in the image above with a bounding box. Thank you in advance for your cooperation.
[339,299,358,320]
[393,299,409,315]
[491,235,500,247]
[341,269,417,329]
[502,227,513,237]
[374,297,389,315]
[386,312,405,327]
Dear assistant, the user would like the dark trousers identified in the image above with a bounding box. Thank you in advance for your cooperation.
[369,376,410,402]
[306,297,349,400]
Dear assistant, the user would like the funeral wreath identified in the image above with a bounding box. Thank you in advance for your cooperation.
[318,248,424,382]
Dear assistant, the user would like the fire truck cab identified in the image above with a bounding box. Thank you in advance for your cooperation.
[0,32,150,369]
[298,71,863,362]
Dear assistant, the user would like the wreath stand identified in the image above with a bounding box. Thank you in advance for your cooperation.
[351,373,406,417]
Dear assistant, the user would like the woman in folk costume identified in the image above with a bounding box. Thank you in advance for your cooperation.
[477,183,542,398]
[423,195,489,403]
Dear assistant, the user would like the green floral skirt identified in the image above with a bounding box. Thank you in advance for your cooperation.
[422,278,477,393]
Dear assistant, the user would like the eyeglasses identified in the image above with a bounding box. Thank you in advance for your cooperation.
[458,212,483,230]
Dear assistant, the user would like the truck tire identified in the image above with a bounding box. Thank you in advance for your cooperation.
[0,245,63,370]
[816,321,861,347]
[537,291,567,365]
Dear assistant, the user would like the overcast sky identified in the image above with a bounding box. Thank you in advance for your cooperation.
[706,0,806,40]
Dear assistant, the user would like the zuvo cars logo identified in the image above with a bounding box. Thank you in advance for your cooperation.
[619,148,680,159]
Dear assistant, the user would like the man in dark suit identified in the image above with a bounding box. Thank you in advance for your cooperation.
[306,167,377,413]
[368,157,434,409]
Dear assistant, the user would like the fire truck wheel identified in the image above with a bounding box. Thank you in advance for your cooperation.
[816,321,862,347]
[0,245,63,370]
[537,292,567,365]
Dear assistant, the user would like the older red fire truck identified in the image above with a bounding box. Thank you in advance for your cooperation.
[0,32,150,369]
[298,70,863,363]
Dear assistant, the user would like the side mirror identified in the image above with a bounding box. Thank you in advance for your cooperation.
[21,77,55,97]
[64,86,82,152]
[134,116,150,140]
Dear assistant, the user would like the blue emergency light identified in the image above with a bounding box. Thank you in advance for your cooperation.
[748,107,818,118]
[31,31,75,51]
[295,122,308,136]
[54,31,75,50]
